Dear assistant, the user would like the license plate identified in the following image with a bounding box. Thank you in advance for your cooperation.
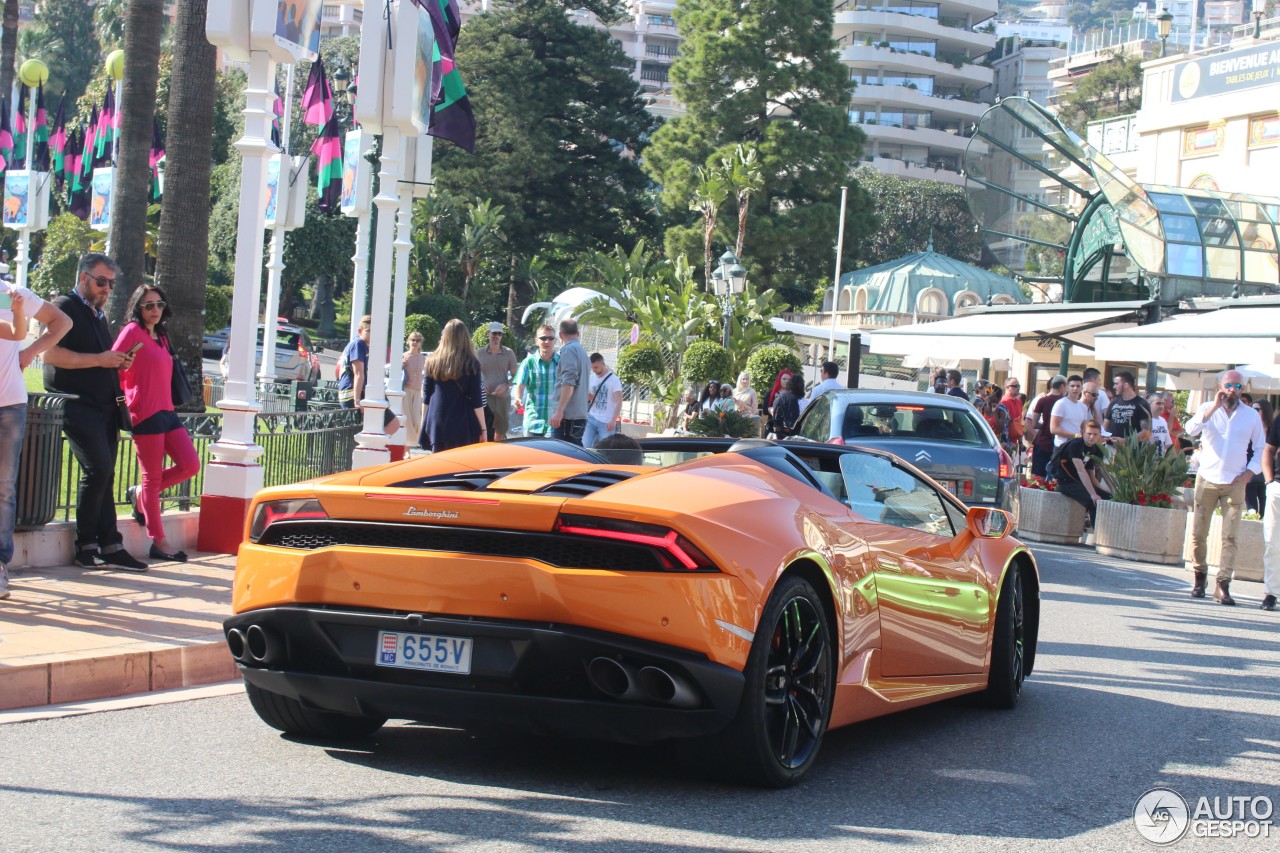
[376,631,473,674]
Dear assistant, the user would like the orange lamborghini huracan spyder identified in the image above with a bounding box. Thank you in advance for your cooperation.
[225,437,1039,786]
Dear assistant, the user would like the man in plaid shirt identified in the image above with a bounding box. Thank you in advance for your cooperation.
[513,324,559,437]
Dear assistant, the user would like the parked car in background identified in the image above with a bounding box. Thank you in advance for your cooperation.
[791,389,1018,518]
[218,323,322,382]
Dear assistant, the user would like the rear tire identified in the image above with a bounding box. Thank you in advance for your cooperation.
[244,682,387,739]
[985,566,1026,709]
[710,574,834,787]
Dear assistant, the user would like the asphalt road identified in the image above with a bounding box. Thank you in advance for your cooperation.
[1,544,1278,851]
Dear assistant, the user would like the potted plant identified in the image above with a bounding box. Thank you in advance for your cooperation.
[1095,434,1190,564]
[1016,473,1088,545]
[684,409,758,439]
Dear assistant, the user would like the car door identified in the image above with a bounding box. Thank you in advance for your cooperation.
[795,394,831,442]
[838,452,991,676]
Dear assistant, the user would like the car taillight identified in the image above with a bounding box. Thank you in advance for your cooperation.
[249,498,328,542]
[554,514,718,572]
[962,480,973,497]
[997,446,1013,479]
[827,436,845,445]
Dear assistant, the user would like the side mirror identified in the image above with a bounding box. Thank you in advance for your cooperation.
[966,506,1012,539]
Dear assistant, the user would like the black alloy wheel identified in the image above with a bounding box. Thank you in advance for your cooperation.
[985,566,1025,709]
[713,574,834,787]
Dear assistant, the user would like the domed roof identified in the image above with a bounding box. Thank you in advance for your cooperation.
[839,243,1027,314]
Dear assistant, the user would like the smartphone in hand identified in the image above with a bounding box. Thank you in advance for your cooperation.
[126,341,144,356]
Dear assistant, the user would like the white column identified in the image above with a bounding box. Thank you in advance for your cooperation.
[259,65,297,383]
[386,167,413,435]
[349,207,371,339]
[351,127,402,468]
[208,49,271,476]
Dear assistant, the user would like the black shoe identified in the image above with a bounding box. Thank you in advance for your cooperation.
[126,485,145,526]
[1214,579,1236,606]
[1262,595,1277,612]
[99,549,148,573]
[148,545,188,563]
[73,549,103,569]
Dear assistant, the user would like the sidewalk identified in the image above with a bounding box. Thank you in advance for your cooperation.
[0,551,239,712]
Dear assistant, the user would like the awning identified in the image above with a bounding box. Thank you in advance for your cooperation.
[868,307,1143,361]
[769,317,862,346]
[1093,306,1280,366]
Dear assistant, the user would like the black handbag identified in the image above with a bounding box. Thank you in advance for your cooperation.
[165,336,195,406]
[115,395,133,432]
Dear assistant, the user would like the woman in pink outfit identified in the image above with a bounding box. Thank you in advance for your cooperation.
[112,285,200,562]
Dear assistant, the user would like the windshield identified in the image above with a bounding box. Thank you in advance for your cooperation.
[839,402,988,446]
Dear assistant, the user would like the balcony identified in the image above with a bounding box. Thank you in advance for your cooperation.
[851,83,986,120]
[833,11,997,54]
[839,44,993,88]
[857,121,983,155]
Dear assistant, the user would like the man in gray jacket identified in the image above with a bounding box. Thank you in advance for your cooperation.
[550,318,589,445]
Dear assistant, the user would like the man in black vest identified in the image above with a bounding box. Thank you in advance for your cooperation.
[43,254,147,571]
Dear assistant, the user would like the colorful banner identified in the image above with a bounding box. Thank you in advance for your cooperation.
[1172,44,1280,102]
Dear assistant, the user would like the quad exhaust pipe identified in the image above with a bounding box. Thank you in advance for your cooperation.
[587,657,700,708]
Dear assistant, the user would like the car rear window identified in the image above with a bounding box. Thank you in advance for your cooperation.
[840,402,988,446]
[253,329,303,350]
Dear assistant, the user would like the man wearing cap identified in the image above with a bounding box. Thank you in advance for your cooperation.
[477,322,517,441]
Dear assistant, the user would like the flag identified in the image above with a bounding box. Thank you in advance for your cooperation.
[418,0,475,153]
[94,87,116,164]
[12,84,26,168]
[49,95,66,185]
[33,82,49,170]
[271,79,284,150]
[81,104,98,179]
[300,53,333,127]
[0,98,12,173]
[149,117,165,202]
[310,112,342,213]
[68,129,90,219]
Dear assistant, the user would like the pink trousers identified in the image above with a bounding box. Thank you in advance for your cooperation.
[133,428,200,541]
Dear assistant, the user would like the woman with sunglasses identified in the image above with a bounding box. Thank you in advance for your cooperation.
[110,285,200,562]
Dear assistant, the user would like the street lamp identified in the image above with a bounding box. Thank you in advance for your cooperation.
[1157,9,1174,57]
[710,249,747,349]
[1254,0,1266,38]
[332,66,355,123]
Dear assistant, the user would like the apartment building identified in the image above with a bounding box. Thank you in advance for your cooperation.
[834,0,998,186]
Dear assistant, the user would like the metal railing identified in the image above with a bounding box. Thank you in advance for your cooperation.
[50,408,363,523]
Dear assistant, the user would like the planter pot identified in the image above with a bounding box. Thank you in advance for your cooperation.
[1182,516,1263,583]
[1095,500,1188,565]
[1015,487,1087,545]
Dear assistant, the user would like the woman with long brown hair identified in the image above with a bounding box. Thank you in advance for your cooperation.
[111,284,200,562]
[420,319,488,452]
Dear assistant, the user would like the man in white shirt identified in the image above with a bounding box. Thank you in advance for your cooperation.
[803,361,842,412]
[1083,367,1110,413]
[583,352,623,449]
[1049,375,1089,447]
[0,281,71,599]
[1185,369,1267,604]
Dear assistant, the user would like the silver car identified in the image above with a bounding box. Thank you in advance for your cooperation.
[219,324,322,383]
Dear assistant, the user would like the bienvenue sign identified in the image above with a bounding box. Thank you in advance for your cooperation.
[1172,44,1280,102]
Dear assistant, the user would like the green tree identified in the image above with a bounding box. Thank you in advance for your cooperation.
[94,0,128,51]
[645,0,868,304]
[1,0,18,100]
[724,144,764,258]
[1055,54,1144,135]
[405,313,443,349]
[681,339,733,387]
[105,0,165,325]
[691,164,729,286]
[746,345,802,396]
[27,0,100,107]
[852,169,984,268]
[155,0,217,396]
[31,212,93,298]
[459,199,505,303]
[432,0,659,305]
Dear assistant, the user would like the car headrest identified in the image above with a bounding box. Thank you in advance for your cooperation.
[871,405,896,419]
[728,438,776,453]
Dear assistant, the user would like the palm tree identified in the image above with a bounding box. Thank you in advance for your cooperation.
[0,1,18,100]
[724,144,764,258]
[691,164,729,287]
[458,198,505,302]
[105,0,164,325]
[94,0,128,51]
[154,0,216,396]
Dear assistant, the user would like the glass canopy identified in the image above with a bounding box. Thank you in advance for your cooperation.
[963,97,1280,303]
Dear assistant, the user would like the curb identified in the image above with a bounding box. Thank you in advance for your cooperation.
[0,638,239,712]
